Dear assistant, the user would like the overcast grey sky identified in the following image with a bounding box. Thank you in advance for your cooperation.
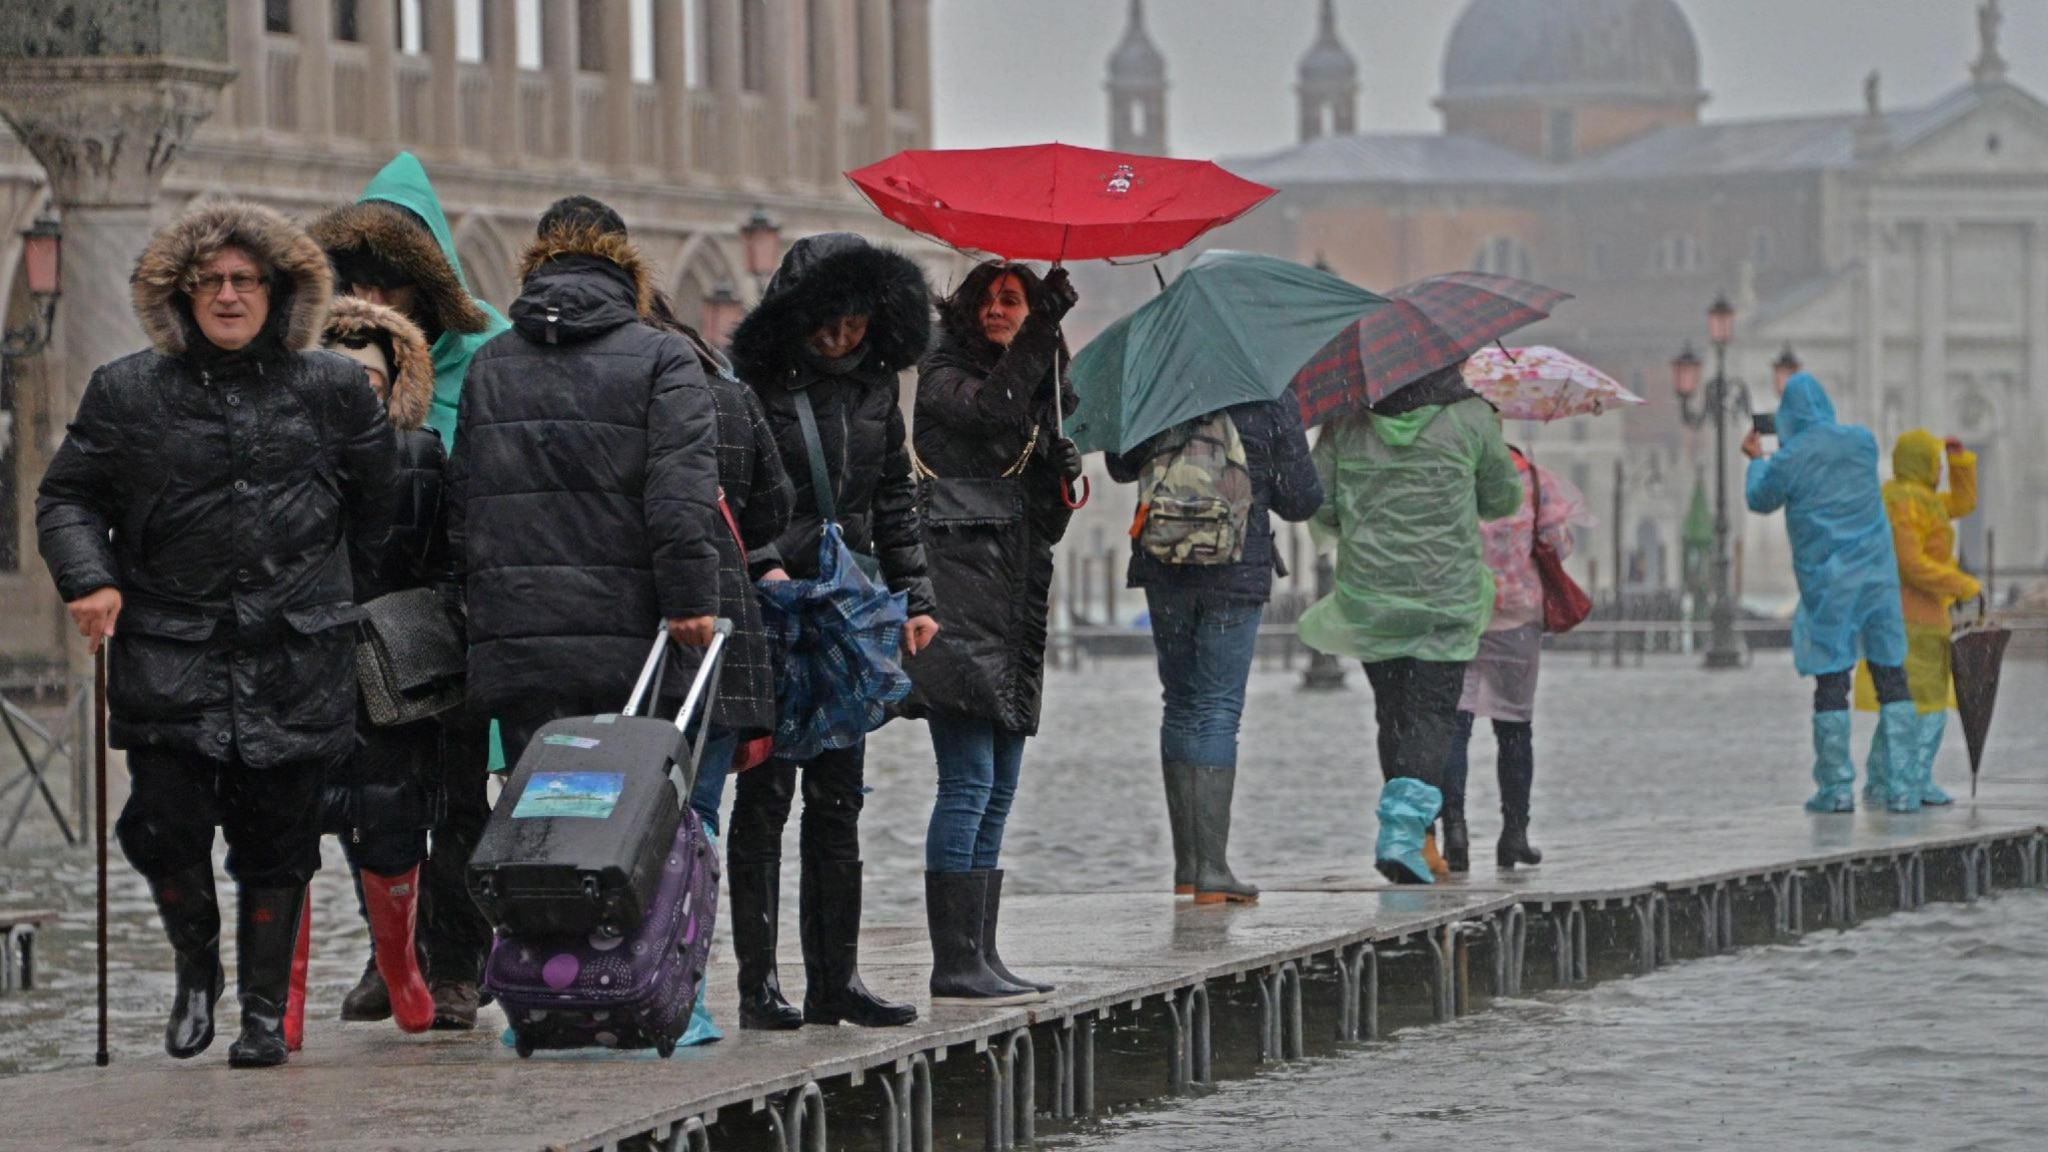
[932,1,2048,159]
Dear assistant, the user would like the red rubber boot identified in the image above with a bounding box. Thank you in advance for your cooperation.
[284,887,311,1051]
[359,867,435,1034]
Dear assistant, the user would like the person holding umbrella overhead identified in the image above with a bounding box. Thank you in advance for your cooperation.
[902,261,1083,1005]
[1853,429,1979,807]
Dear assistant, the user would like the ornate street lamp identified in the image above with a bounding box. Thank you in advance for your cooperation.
[740,207,782,285]
[700,281,744,350]
[1772,344,1801,393]
[1671,296,1753,670]
[2,209,63,360]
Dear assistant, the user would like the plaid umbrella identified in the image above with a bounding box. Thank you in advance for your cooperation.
[1291,272,1572,427]
[757,523,910,763]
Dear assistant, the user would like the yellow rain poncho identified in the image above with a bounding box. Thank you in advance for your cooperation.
[1856,429,1979,712]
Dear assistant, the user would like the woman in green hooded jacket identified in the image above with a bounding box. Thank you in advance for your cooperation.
[1299,366,1523,884]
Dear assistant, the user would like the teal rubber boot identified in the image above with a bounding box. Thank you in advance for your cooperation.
[1860,716,1888,807]
[1805,711,1855,813]
[1878,702,1922,813]
[1916,711,1954,806]
[1374,778,1444,885]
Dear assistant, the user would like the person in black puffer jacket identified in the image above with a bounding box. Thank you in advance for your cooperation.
[724,232,936,1032]
[644,291,794,836]
[902,261,1084,1007]
[447,197,722,760]
[37,201,397,1068]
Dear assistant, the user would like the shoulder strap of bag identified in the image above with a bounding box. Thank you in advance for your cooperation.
[1525,459,1542,558]
[718,486,746,564]
[791,386,837,525]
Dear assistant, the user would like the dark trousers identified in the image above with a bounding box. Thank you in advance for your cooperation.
[1814,664,1909,711]
[417,717,494,983]
[728,739,866,866]
[343,828,427,878]
[1442,711,1534,822]
[1361,658,1467,791]
[117,747,328,888]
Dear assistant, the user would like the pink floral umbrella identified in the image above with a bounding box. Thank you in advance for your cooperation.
[1461,345,1644,422]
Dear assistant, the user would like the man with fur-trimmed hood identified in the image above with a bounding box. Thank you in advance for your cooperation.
[309,152,510,1026]
[447,196,722,758]
[37,201,398,1068]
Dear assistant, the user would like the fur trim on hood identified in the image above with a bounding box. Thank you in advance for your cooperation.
[514,222,658,318]
[322,296,435,431]
[728,233,932,387]
[307,200,491,336]
[130,200,333,359]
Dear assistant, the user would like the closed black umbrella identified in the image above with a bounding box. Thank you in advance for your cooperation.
[1951,602,2012,797]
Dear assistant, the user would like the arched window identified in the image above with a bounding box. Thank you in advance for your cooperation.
[1472,235,1535,280]
[1657,233,1702,274]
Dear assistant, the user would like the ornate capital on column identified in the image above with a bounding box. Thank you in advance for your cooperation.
[0,58,234,207]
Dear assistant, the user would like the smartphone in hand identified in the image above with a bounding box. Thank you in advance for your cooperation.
[1751,412,1776,437]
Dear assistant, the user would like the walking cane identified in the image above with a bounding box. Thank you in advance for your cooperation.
[94,647,109,1067]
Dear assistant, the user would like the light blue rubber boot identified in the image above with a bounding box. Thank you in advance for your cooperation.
[1878,702,1922,813]
[1916,711,1954,806]
[1805,711,1855,813]
[1374,778,1444,885]
[1860,715,1889,807]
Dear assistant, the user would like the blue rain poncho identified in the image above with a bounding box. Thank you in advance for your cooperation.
[1744,373,1906,676]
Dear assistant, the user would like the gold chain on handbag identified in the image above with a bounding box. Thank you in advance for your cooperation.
[911,420,1039,482]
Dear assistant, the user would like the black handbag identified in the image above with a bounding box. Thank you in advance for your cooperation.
[354,587,466,726]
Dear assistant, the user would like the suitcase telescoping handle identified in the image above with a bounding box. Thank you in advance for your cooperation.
[621,619,733,803]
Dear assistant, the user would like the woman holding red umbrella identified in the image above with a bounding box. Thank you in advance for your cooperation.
[902,261,1084,1005]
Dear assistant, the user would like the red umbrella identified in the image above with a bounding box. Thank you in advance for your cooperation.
[1292,272,1572,427]
[846,143,1275,263]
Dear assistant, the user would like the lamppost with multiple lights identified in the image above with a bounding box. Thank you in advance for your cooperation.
[1670,295,1773,670]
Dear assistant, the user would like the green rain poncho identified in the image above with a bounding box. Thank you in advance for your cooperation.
[346,152,510,446]
[1299,394,1523,664]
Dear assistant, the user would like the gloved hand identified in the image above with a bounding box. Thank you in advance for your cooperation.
[1036,267,1079,324]
[1053,437,1085,482]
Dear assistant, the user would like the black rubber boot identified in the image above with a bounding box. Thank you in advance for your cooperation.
[1162,763,1195,895]
[981,870,1053,995]
[800,860,915,1027]
[147,865,226,1059]
[927,872,1041,1005]
[339,953,391,1022]
[1441,812,1471,874]
[1497,815,1543,871]
[730,861,802,1030]
[1189,765,1258,904]
[228,886,305,1068]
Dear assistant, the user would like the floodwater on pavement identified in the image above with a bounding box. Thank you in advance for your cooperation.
[5,651,2046,1147]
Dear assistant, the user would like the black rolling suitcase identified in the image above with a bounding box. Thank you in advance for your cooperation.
[468,621,729,939]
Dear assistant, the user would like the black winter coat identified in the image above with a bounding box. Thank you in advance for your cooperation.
[1106,400,1323,603]
[448,226,722,717]
[36,201,398,769]
[729,234,935,615]
[900,315,1075,735]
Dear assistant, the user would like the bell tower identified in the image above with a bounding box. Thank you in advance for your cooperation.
[1106,0,1167,156]
[1297,0,1358,142]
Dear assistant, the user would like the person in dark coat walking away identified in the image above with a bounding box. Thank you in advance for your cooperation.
[902,262,1083,1005]
[308,153,510,1027]
[725,232,937,1030]
[447,197,723,765]
[643,291,795,834]
[37,201,397,1067]
[1107,398,1322,905]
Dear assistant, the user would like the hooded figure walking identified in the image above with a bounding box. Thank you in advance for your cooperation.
[308,152,511,1027]
[726,233,937,1030]
[37,201,397,1067]
[1743,372,1916,813]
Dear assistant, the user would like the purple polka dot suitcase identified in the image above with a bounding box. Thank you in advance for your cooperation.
[485,808,719,1057]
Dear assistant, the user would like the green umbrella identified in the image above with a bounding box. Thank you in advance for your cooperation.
[1066,250,1388,456]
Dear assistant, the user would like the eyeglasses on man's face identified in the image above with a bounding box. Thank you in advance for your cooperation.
[187,271,270,299]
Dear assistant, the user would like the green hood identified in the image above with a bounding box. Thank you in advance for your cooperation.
[355,152,510,446]
[1366,405,1442,448]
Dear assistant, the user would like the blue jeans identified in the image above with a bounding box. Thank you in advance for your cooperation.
[687,730,740,837]
[1146,587,1265,768]
[925,714,1027,873]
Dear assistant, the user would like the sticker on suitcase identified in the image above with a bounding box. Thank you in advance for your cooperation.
[511,771,626,819]
[541,734,602,749]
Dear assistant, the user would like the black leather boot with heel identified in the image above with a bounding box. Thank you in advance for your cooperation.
[147,865,226,1059]
[227,886,306,1068]
[801,860,915,1027]
[926,871,1039,1006]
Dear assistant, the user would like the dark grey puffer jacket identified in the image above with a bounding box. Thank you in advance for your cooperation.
[447,224,722,716]
[36,201,397,769]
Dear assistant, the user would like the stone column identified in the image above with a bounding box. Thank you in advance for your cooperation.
[811,0,844,188]
[862,0,894,163]
[1916,220,1950,430]
[896,0,931,147]
[712,0,743,180]
[361,0,399,146]
[2023,219,2048,563]
[547,0,578,160]
[488,0,521,155]
[655,0,691,178]
[604,0,635,171]
[229,0,268,130]
[293,0,333,141]
[1852,213,1886,427]
[761,0,794,183]
[429,0,460,152]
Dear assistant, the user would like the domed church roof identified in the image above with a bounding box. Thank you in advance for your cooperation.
[1441,0,1703,104]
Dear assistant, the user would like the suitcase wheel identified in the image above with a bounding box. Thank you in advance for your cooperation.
[656,1038,676,1058]
[514,1032,534,1059]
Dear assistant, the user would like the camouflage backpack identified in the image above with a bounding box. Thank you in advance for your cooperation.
[1132,411,1254,566]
